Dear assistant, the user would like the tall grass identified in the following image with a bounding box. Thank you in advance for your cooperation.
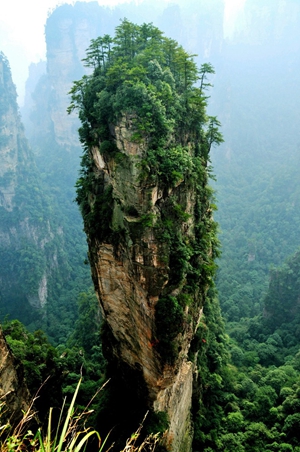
[0,380,159,451]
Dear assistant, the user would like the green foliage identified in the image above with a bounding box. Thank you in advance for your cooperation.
[34,379,105,452]
[0,53,18,117]
[69,17,221,347]
[144,411,169,436]
[139,212,157,228]
[205,269,300,452]
[155,296,184,363]
[2,287,106,425]
[69,19,222,154]
[0,51,93,341]
[2,320,64,420]
[144,145,194,187]
[263,250,300,328]
[193,294,232,451]
[76,179,114,241]
[67,289,102,357]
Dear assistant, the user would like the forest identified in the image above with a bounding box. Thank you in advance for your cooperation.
[1,0,300,451]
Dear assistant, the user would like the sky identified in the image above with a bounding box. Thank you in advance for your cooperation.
[0,0,245,105]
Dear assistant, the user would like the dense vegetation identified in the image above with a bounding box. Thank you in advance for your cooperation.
[2,1,300,451]
[2,289,105,425]
[188,248,300,452]
[6,266,300,451]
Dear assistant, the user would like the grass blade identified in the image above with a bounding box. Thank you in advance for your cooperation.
[73,430,98,452]
[57,378,82,452]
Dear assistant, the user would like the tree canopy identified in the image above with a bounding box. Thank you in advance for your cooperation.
[68,18,223,155]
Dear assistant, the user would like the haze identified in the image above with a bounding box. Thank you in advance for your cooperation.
[1,0,244,105]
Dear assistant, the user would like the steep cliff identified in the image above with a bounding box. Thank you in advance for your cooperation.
[0,52,60,324]
[33,2,119,150]
[45,4,98,148]
[70,21,222,450]
[0,326,30,424]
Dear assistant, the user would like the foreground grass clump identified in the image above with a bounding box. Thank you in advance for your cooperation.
[0,379,159,451]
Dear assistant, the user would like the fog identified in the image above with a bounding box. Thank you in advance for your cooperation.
[1,0,243,104]
[0,0,138,104]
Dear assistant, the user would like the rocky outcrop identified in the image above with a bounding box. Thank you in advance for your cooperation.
[68,14,222,448]
[0,327,30,424]
[82,106,216,450]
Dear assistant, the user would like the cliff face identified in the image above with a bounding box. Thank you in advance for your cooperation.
[46,10,89,148]
[41,3,117,150]
[0,56,19,211]
[88,120,199,452]
[0,52,58,319]
[0,327,30,424]
[72,21,220,450]
[88,121,203,451]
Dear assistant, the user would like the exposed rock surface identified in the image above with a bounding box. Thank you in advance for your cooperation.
[83,110,214,451]
[0,327,30,424]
